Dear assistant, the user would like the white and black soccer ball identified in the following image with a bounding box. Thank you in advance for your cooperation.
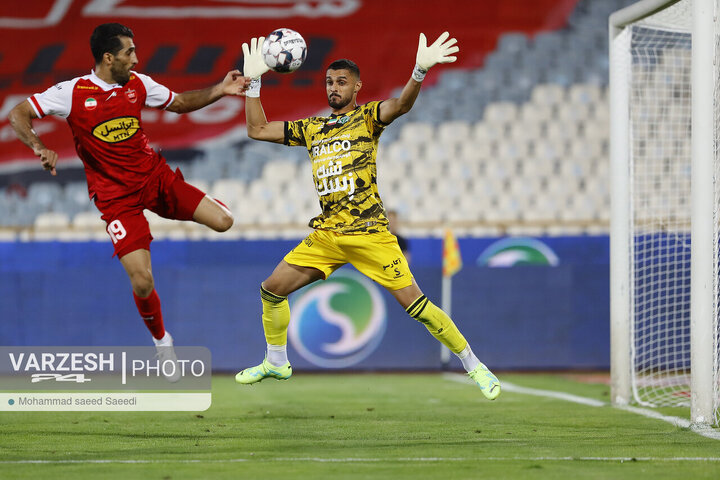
[262,28,308,73]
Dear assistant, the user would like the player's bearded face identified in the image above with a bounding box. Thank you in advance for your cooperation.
[110,37,138,86]
[326,69,360,110]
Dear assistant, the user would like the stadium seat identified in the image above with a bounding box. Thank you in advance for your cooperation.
[71,211,108,240]
[483,102,518,125]
[471,121,505,145]
[210,178,246,213]
[144,211,186,240]
[519,103,554,123]
[27,182,62,212]
[530,84,566,106]
[459,139,494,162]
[509,120,543,142]
[387,141,421,163]
[436,121,472,144]
[568,84,603,105]
[186,160,224,182]
[399,122,435,144]
[531,32,566,55]
[497,32,530,56]
[484,51,517,71]
[62,181,92,217]
[33,212,71,240]
[496,142,529,162]
[438,69,472,91]
[557,102,592,124]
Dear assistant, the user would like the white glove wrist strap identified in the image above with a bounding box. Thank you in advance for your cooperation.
[412,63,428,82]
[246,77,261,98]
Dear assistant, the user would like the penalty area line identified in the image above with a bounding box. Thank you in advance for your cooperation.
[443,372,720,441]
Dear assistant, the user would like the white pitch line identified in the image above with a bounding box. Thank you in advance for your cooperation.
[3,457,720,465]
[443,372,720,441]
[443,372,605,407]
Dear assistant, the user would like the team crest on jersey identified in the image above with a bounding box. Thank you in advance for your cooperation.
[84,97,97,110]
[125,89,137,103]
[92,116,140,143]
[326,116,350,126]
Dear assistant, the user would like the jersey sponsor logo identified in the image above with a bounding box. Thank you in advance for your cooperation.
[311,139,351,157]
[76,85,98,91]
[289,269,386,368]
[92,116,140,143]
[84,97,97,110]
[125,89,137,103]
[477,237,560,267]
[315,159,355,199]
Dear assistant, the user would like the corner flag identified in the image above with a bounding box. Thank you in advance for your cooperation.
[442,229,462,277]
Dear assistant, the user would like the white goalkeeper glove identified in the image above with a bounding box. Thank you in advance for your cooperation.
[241,36,269,97]
[413,31,459,82]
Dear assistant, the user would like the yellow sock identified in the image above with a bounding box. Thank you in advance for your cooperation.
[260,286,290,345]
[406,295,468,354]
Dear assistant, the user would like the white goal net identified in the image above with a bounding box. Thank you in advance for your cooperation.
[610,0,720,426]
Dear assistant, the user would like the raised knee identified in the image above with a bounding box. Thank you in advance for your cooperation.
[213,211,233,232]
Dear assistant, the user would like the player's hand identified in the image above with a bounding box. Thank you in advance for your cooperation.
[221,69,251,96]
[241,37,270,79]
[34,146,58,176]
[416,32,459,70]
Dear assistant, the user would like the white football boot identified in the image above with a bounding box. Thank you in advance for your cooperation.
[153,331,181,383]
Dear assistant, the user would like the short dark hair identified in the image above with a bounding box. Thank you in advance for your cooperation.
[90,23,134,64]
[327,59,360,78]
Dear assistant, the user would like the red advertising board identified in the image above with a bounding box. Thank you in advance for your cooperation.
[0,0,577,170]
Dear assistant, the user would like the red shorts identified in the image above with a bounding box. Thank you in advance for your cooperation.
[94,162,206,258]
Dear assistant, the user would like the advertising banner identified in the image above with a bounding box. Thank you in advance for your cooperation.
[0,235,610,371]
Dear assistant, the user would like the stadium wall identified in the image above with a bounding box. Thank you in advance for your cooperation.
[0,236,609,371]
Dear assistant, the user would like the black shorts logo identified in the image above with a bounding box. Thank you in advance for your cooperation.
[382,257,403,272]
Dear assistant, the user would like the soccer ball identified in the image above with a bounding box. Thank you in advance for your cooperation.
[262,28,308,73]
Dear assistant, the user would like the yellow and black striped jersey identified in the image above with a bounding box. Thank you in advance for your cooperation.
[284,101,389,234]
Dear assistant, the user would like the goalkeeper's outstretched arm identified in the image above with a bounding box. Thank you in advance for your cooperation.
[378,31,459,125]
[242,37,285,143]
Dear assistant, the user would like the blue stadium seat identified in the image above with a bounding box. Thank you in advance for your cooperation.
[496,32,529,56]
[27,182,62,212]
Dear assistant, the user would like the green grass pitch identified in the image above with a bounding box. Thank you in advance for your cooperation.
[1,373,719,479]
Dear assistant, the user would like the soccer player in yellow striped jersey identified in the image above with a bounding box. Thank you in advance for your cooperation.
[235,33,501,400]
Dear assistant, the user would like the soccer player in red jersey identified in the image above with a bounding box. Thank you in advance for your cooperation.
[8,23,250,377]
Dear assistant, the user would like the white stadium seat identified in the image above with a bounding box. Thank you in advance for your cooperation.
[399,122,435,144]
[436,121,472,144]
[483,102,519,124]
[530,83,566,106]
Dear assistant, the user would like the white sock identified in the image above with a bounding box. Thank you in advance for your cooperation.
[266,343,288,367]
[153,331,173,347]
[455,344,480,372]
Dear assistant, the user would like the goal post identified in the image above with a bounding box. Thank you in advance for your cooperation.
[690,0,716,427]
[609,0,720,427]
